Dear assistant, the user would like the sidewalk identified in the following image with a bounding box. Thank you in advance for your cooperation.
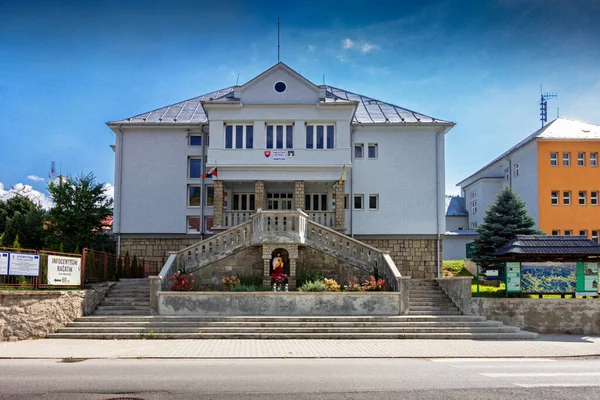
[1,335,599,359]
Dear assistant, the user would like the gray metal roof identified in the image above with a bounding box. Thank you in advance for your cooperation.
[445,195,468,216]
[107,76,450,125]
[495,235,600,256]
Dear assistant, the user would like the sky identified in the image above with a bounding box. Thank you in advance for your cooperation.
[1,0,599,207]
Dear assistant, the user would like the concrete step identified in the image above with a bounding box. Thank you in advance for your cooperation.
[100,301,149,307]
[409,305,459,311]
[46,331,538,340]
[409,311,463,315]
[95,305,151,311]
[55,326,520,334]
[67,320,504,328]
[408,301,456,306]
[93,310,152,316]
[74,315,487,323]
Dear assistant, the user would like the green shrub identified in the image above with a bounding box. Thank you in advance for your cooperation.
[296,270,324,288]
[230,284,267,292]
[238,274,262,287]
[298,280,327,292]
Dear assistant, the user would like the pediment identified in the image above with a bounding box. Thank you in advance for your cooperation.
[237,63,324,105]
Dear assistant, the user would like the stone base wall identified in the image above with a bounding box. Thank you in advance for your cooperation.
[360,238,441,279]
[472,298,600,335]
[297,248,371,287]
[121,238,200,264]
[191,247,263,290]
[0,283,112,341]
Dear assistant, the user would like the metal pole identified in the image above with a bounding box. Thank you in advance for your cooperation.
[477,263,480,297]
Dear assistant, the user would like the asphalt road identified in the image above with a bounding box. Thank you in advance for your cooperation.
[1,358,600,399]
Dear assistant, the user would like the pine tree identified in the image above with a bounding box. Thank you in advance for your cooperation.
[472,187,542,269]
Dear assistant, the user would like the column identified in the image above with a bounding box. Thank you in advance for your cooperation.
[255,180,265,211]
[334,180,345,231]
[214,180,224,227]
[294,181,304,211]
[288,258,297,290]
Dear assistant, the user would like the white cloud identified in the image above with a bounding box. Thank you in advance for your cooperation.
[27,175,45,183]
[0,182,52,210]
[307,44,316,53]
[336,55,349,63]
[342,38,354,50]
[361,42,377,54]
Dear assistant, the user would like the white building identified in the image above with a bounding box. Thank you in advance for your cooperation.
[107,63,454,279]
[443,195,477,260]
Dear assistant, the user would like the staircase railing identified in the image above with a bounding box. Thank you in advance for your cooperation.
[160,209,402,291]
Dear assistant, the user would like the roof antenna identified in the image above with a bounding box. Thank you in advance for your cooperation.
[557,107,560,118]
[277,17,281,63]
[540,84,557,128]
[236,73,240,86]
[323,74,325,85]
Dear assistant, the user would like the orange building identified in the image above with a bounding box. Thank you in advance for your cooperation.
[458,118,600,242]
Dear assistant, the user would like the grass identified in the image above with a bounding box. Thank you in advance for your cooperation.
[442,260,473,277]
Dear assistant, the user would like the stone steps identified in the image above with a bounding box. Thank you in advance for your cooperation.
[92,278,151,316]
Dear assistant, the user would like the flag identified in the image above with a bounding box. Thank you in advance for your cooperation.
[201,167,218,179]
[338,169,345,185]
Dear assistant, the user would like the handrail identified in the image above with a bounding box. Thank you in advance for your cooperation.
[158,253,178,291]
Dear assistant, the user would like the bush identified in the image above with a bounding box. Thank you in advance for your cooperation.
[238,274,262,287]
[296,270,324,288]
[221,276,240,290]
[363,275,388,291]
[324,278,340,292]
[298,280,328,292]
[169,271,195,291]
[343,276,363,291]
[230,284,269,292]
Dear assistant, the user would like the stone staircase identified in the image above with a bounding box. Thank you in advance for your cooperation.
[92,278,151,316]
[48,315,537,339]
[409,279,462,315]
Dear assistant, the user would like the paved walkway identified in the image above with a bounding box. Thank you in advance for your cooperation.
[1,335,599,359]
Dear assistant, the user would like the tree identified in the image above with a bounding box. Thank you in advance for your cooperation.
[46,173,113,253]
[0,195,45,249]
[471,187,541,269]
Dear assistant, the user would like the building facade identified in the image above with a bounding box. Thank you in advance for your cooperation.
[457,118,600,242]
[108,63,454,278]
[443,195,477,260]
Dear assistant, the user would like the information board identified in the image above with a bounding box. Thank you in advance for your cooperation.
[8,253,40,276]
[576,262,599,295]
[506,262,521,292]
[0,252,8,275]
[47,255,81,286]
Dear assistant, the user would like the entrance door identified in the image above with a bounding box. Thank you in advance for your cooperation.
[267,192,293,210]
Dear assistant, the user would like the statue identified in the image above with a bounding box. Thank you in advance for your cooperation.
[272,253,284,275]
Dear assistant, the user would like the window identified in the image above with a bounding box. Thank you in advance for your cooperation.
[563,152,570,166]
[550,152,558,166]
[274,81,286,93]
[470,191,477,198]
[187,216,201,234]
[369,194,379,210]
[344,194,349,210]
[204,216,214,233]
[188,185,201,207]
[368,144,378,159]
[471,201,478,214]
[189,135,202,146]
[504,168,509,182]
[305,125,334,149]
[232,193,255,211]
[551,191,559,205]
[304,194,328,211]
[591,191,598,205]
[188,158,202,178]
[267,192,292,210]
[579,191,587,205]
[564,230,572,236]
[579,230,588,237]
[591,152,598,167]
[563,191,571,205]
[551,230,560,236]
[354,194,364,210]
[225,125,253,149]
[471,222,478,229]
[592,230,599,243]
[267,124,293,149]
[514,163,519,177]
[206,186,214,207]
[354,144,364,158]
[578,152,586,166]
